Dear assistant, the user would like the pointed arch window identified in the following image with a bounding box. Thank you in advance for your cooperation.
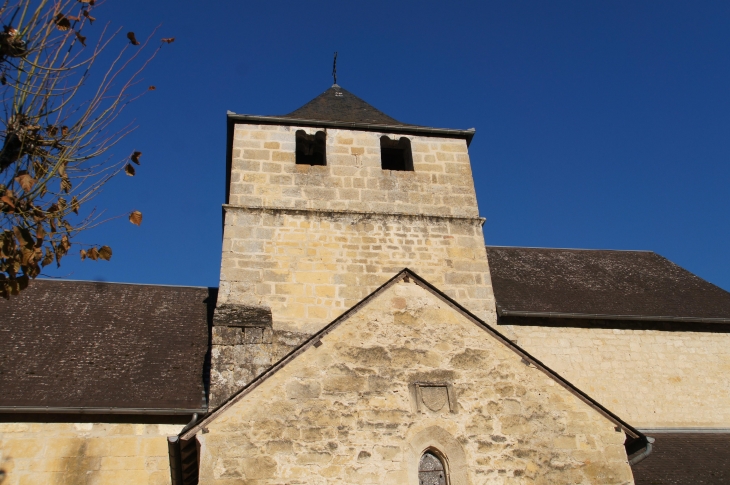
[419,450,448,485]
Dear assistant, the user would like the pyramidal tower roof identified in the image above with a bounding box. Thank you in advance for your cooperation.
[281,84,405,125]
[226,84,475,146]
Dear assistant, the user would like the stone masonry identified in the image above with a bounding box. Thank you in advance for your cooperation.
[210,124,498,406]
[199,279,635,484]
[504,321,730,428]
[0,421,184,485]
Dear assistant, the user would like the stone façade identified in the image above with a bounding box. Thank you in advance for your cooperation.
[502,318,730,428]
[192,273,637,484]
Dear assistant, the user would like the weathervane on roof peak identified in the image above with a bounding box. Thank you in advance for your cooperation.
[332,51,338,87]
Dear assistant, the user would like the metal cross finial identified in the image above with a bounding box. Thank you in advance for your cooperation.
[332,52,338,85]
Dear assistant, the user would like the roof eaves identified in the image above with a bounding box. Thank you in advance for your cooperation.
[226,113,476,146]
[496,305,730,324]
[486,245,653,253]
[32,278,214,290]
[0,406,208,415]
[182,268,644,442]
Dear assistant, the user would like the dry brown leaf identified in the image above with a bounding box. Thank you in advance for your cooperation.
[131,151,142,164]
[82,10,95,23]
[36,225,46,241]
[124,163,136,176]
[61,176,71,193]
[99,245,112,261]
[15,173,36,192]
[54,14,71,31]
[67,15,80,21]
[148,86,156,90]
[1,195,16,210]
[47,125,58,136]
[71,196,79,214]
[75,31,86,46]
[127,32,140,45]
[13,226,33,248]
[129,210,142,226]
[87,247,98,261]
[161,37,175,44]
[80,249,86,260]
[61,126,69,136]
[21,247,35,265]
[60,235,71,252]
[0,232,12,257]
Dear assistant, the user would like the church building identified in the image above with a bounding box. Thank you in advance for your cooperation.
[1,84,729,484]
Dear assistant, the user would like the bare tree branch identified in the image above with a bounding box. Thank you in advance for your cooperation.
[0,0,172,297]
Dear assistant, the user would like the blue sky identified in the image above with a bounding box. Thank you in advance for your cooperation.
[42,0,730,291]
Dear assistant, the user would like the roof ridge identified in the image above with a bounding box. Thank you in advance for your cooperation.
[487,245,653,253]
[32,278,214,290]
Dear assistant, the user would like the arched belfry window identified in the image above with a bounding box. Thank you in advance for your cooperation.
[296,130,326,166]
[419,450,447,485]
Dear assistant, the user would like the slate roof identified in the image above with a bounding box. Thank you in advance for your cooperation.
[282,85,406,125]
[0,279,213,413]
[632,433,730,484]
[487,246,730,323]
[225,85,476,150]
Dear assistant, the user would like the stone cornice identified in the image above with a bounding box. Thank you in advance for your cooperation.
[222,204,486,226]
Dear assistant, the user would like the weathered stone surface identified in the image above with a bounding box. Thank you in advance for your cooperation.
[209,328,309,406]
[212,303,272,327]
[218,125,498,335]
[198,281,634,484]
[504,321,730,427]
[0,421,183,485]
[242,326,263,344]
[211,326,242,345]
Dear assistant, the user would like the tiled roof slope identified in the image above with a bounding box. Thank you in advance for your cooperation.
[632,433,730,484]
[281,85,406,125]
[0,280,213,412]
[487,246,730,323]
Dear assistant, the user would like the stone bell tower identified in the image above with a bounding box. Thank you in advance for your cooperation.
[210,84,496,405]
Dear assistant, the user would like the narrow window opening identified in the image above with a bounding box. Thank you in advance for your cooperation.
[296,130,326,166]
[419,450,447,485]
[380,135,413,171]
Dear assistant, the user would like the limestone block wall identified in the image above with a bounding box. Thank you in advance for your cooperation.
[228,125,479,218]
[0,420,183,485]
[199,280,635,484]
[504,321,730,428]
[212,123,497,407]
[211,208,496,406]
[218,208,494,332]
